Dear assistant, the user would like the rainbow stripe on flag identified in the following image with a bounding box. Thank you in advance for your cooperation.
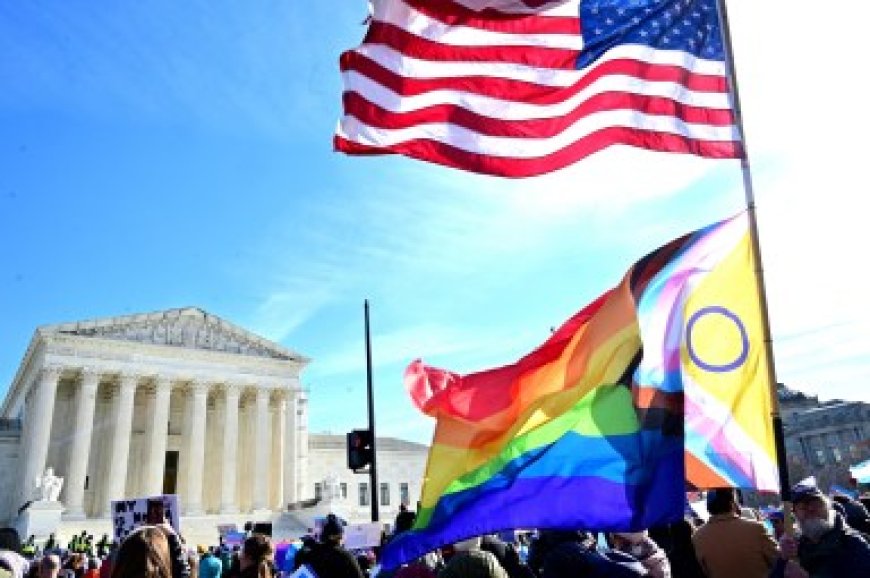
[382,212,778,569]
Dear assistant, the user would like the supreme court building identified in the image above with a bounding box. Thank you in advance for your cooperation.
[0,307,312,523]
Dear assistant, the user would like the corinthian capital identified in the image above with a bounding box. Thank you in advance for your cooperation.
[189,380,210,396]
[39,365,64,382]
[80,368,101,391]
[118,373,140,392]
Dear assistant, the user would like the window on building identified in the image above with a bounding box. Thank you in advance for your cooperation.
[359,483,369,507]
[340,483,348,499]
[314,483,322,501]
[815,449,826,465]
[400,483,410,507]
[832,447,843,462]
[380,482,390,506]
[851,444,861,459]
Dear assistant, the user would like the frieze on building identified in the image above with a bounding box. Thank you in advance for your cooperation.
[44,307,303,361]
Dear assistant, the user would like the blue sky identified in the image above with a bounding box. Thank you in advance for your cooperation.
[2,1,867,446]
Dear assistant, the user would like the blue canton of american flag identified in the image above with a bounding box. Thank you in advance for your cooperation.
[336,0,741,178]
[579,0,724,67]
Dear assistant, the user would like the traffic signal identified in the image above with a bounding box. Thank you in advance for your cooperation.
[347,429,373,472]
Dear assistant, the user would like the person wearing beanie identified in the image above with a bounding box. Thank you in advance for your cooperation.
[305,515,364,578]
[772,482,870,578]
[438,536,508,578]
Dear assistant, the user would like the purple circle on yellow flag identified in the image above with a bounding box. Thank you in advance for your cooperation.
[686,305,748,373]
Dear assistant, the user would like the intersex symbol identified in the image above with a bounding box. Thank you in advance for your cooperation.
[686,305,749,373]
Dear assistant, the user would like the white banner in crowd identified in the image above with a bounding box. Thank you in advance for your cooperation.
[343,522,383,550]
[111,494,180,542]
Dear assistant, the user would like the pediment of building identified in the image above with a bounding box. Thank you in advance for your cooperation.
[40,307,305,362]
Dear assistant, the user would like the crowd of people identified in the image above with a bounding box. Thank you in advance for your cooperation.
[1,482,868,578]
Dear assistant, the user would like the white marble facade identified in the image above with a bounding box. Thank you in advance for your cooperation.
[306,434,429,526]
[0,307,311,522]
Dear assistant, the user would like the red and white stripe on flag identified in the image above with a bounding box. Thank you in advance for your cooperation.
[335,0,741,178]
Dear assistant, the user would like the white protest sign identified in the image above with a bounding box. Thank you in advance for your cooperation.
[111,494,180,543]
[343,522,383,550]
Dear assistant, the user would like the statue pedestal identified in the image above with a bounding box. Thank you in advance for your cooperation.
[16,501,64,540]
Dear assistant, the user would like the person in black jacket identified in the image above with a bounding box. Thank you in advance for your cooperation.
[305,514,364,578]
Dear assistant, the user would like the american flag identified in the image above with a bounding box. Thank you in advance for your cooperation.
[335,0,741,178]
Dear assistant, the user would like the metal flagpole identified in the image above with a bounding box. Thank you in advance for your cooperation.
[715,0,793,530]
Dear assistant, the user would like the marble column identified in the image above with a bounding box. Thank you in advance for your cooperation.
[271,395,286,510]
[220,384,240,514]
[144,377,172,496]
[283,389,299,506]
[20,365,62,505]
[103,373,138,516]
[63,369,100,519]
[252,387,270,511]
[296,390,309,500]
[16,388,37,505]
[184,381,208,515]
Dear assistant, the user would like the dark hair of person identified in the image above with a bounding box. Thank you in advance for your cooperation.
[0,527,22,551]
[110,526,173,578]
[707,488,737,515]
[242,535,273,578]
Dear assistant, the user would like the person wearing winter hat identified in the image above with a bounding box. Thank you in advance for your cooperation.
[774,482,870,578]
[438,536,508,578]
[610,531,671,578]
[305,515,363,578]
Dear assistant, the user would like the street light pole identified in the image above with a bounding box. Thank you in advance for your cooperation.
[365,299,379,522]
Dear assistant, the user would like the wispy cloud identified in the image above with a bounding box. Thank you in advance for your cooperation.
[309,320,539,380]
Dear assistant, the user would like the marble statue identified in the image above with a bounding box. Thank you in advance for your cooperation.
[34,467,64,502]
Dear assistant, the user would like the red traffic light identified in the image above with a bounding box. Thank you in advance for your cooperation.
[347,429,373,472]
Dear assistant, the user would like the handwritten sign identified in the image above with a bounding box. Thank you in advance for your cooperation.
[343,522,383,550]
[111,494,180,543]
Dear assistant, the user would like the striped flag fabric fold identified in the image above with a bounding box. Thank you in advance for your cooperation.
[633,213,779,491]
[381,211,777,569]
[336,0,742,177]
